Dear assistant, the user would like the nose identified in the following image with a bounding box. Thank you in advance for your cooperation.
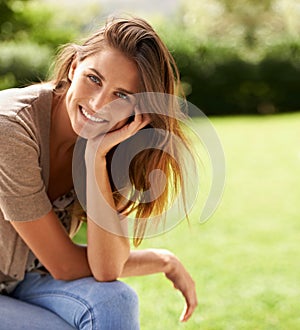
[89,89,112,113]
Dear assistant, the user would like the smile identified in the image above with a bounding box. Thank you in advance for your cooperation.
[80,107,107,123]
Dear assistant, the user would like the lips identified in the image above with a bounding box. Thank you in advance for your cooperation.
[79,106,107,123]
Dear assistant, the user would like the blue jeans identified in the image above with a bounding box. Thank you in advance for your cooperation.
[6,272,140,330]
[0,294,74,329]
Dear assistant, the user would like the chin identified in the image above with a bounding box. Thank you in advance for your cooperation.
[76,128,100,140]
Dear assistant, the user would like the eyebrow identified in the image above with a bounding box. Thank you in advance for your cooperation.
[89,67,136,95]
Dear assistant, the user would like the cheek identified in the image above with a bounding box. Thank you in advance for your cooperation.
[65,78,89,113]
[68,75,89,97]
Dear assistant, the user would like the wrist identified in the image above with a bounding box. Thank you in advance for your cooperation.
[94,154,107,170]
[150,249,177,274]
[85,153,106,173]
[164,254,178,275]
[84,141,107,170]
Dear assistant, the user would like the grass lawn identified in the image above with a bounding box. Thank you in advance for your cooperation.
[74,112,300,330]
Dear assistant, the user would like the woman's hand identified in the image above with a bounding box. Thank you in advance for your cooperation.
[163,250,198,322]
[120,249,198,322]
[86,105,151,163]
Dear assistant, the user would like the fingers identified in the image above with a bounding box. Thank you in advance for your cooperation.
[88,105,152,157]
[122,105,151,139]
[131,105,152,131]
[179,284,198,322]
[180,296,198,322]
[164,257,198,323]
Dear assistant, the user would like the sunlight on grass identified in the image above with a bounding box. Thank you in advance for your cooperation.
[73,113,300,329]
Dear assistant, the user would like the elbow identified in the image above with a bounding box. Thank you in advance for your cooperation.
[93,274,118,282]
[90,266,123,282]
[88,255,126,282]
[87,246,130,282]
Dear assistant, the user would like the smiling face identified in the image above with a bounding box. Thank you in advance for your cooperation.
[66,47,140,139]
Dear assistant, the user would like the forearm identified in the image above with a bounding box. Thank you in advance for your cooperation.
[86,154,130,281]
[54,243,92,280]
[120,249,174,278]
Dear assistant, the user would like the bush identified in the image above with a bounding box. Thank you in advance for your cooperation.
[169,40,300,116]
[2,13,300,116]
[0,42,52,89]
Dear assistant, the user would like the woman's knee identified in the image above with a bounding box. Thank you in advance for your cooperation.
[80,280,140,330]
[112,281,139,315]
[12,274,140,329]
[94,281,139,317]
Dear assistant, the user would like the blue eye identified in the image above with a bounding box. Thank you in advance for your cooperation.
[116,92,129,101]
[88,75,101,85]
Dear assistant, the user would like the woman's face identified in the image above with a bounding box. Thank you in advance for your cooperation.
[66,47,140,139]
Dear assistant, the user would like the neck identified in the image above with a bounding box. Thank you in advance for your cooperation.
[51,92,77,154]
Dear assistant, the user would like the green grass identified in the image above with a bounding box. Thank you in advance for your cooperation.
[74,113,300,330]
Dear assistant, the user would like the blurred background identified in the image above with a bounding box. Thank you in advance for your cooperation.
[2,0,300,115]
[1,0,299,329]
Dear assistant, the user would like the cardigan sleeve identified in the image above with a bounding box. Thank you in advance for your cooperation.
[0,117,52,221]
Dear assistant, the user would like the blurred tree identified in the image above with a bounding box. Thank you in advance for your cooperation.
[220,0,274,47]
[0,0,94,89]
[0,0,106,89]
[156,0,300,115]
[175,0,300,60]
[0,0,80,47]
[0,0,31,41]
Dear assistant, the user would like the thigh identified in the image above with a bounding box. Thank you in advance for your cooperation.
[0,293,74,330]
[11,272,139,330]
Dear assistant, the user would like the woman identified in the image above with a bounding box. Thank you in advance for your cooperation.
[0,17,198,329]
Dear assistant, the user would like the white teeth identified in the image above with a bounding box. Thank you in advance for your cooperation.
[81,107,105,123]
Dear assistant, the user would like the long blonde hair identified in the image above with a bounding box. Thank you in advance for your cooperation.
[50,17,192,246]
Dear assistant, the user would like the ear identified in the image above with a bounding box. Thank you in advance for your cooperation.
[68,57,78,82]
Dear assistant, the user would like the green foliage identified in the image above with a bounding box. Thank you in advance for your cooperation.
[0,0,84,90]
[144,17,300,116]
[0,0,31,41]
[0,0,78,45]
[1,0,300,115]
[181,43,300,115]
[154,0,300,115]
[0,41,52,89]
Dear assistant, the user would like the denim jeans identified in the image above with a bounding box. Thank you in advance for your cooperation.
[0,293,74,329]
[5,272,140,330]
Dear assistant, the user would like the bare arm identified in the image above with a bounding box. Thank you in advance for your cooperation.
[85,155,130,281]
[83,106,151,280]
[121,249,198,322]
[11,210,92,280]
